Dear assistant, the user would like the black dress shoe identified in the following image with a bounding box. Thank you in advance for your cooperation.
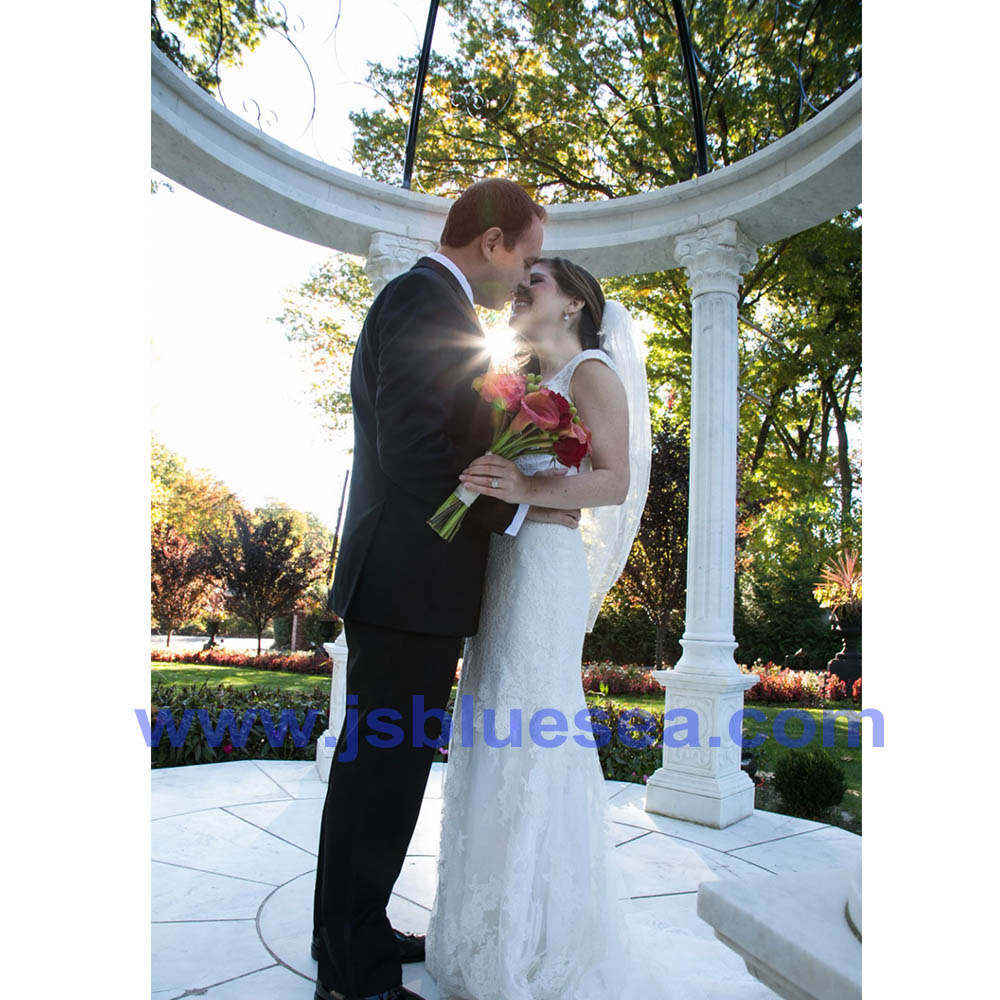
[311,929,425,964]
[314,981,426,1000]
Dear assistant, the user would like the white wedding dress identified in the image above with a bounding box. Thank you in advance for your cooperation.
[425,350,776,1000]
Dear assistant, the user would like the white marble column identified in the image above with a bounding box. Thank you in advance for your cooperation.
[315,231,437,782]
[645,220,761,828]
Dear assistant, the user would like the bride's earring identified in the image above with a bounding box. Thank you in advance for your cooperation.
[562,311,570,322]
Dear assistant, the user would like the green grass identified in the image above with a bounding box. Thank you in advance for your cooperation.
[737,702,863,833]
[150,661,331,697]
[151,662,863,832]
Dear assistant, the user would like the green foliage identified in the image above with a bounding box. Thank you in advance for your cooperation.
[351,0,860,197]
[773,746,847,818]
[148,681,329,767]
[814,549,862,612]
[736,211,862,544]
[207,512,322,654]
[151,0,287,93]
[618,415,690,666]
[734,488,844,667]
[151,438,247,545]
[277,256,373,433]
[150,523,217,641]
[583,594,661,666]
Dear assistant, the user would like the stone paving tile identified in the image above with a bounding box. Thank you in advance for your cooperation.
[153,807,315,885]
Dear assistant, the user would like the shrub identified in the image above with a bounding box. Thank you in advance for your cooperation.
[773,747,846,817]
[151,647,331,675]
[852,677,862,703]
[591,701,664,783]
[734,560,841,668]
[147,682,330,768]
[583,601,661,665]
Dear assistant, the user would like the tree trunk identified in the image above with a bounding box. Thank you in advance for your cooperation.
[166,627,172,647]
[825,369,857,540]
[654,622,666,670]
[256,629,263,656]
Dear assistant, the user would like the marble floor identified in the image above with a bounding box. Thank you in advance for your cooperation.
[151,760,861,1000]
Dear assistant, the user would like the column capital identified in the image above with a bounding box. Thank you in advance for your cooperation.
[365,231,438,294]
[674,220,758,298]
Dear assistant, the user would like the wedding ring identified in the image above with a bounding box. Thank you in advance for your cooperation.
[491,477,499,489]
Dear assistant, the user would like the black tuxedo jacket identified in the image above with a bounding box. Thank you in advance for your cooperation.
[329,257,517,636]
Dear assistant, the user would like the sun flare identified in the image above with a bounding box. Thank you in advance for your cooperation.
[483,322,517,365]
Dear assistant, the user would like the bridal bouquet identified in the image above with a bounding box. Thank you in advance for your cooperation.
[427,371,592,541]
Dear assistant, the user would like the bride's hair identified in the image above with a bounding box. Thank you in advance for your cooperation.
[514,257,606,374]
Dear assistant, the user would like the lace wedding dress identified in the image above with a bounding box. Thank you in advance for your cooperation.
[424,351,776,1000]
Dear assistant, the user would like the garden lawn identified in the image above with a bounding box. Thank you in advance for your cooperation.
[738,701,864,832]
[150,661,330,697]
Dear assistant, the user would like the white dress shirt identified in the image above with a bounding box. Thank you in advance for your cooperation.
[425,252,528,538]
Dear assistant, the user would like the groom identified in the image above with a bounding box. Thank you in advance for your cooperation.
[312,179,577,1000]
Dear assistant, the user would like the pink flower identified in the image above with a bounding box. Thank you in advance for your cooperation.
[472,372,526,412]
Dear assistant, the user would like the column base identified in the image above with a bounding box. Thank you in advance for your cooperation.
[315,728,335,784]
[315,633,349,783]
[645,766,756,829]
[645,666,759,828]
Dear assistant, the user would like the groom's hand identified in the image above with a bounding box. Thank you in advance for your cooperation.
[525,505,581,529]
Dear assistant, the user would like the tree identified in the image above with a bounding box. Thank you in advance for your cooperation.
[735,210,861,543]
[290,0,861,524]
[151,438,247,545]
[200,584,229,647]
[733,490,843,666]
[350,0,860,199]
[618,415,690,668]
[207,512,321,654]
[151,1,289,93]
[276,255,373,432]
[253,500,335,613]
[151,523,216,644]
[266,0,861,668]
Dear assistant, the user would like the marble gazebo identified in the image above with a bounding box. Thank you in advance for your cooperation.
[152,42,862,999]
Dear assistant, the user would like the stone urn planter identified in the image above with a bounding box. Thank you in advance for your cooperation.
[827,605,861,688]
[317,615,342,643]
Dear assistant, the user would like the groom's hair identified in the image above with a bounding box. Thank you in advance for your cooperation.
[440,179,547,250]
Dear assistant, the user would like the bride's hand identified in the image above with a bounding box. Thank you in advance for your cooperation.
[459,454,537,504]
[525,505,581,528]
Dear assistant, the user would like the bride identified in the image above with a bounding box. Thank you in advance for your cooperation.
[423,258,776,1000]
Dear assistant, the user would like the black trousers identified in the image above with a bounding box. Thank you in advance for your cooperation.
[313,618,461,997]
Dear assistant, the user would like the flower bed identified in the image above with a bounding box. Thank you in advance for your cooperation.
[151,647,331,675]
[581,660,851,706]
[581,662,663,696]
[739,662,847,706]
